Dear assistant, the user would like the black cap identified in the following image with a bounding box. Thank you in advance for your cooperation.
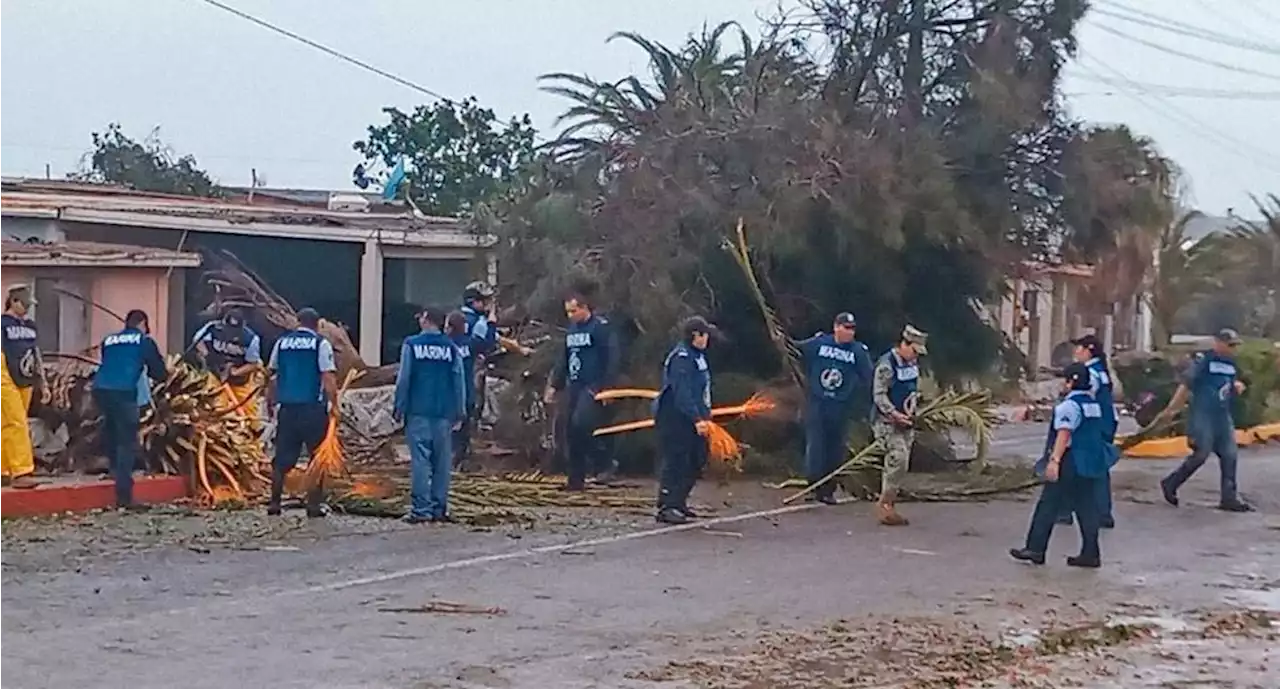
[1061,362,1092,391]
[834,312,856,327]
[1071,333,1102,358]
[224,308,245,326]
[420,306,448,327]
[1214,328,1243,346]
[681,316,720,340]
[296,307,320,328]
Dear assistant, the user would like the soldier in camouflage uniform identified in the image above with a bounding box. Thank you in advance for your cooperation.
[871,325,928,526]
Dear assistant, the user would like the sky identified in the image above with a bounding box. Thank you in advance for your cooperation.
[2,0,1278,216]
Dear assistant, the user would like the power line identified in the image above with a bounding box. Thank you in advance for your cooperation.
[1090,23,1280,83]
[1066,89,1280,101]
[1091,4,1280,56]
[192,0,451,102]
[1073,52,1280,177]
[1065,74,1280,100]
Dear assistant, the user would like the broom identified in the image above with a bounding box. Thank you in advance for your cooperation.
[302,369,364,490]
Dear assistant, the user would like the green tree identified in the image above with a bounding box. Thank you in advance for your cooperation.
[352,97,538,216]
[1149,211,1225,345]
[1227,195,1280,337]
[74,123,220,196]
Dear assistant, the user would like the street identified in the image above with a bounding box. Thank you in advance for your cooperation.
[3,423,1278,689]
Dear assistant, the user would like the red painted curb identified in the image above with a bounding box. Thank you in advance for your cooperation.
[1,475,190,518]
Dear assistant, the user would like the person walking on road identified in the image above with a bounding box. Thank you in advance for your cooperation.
[654,317,718,524]
[1056,334,1119,529]
[265,308,338,517]
[800,312,872,505]
[92,310,168,509]
[1158,328,1253,513]
[1010,362,1114,568]
[395,307,467,524]
[544,290,620,491]
[871,325,928,526]
[1,285,46,489]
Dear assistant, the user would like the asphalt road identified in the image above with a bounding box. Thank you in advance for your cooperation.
[3,423,1278,689]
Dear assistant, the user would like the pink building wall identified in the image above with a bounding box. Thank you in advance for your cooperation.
[1,266,176,353]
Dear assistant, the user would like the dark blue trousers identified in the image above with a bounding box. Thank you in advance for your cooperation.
[1057,471,1113,524]
[1164,414,1240,504]
[270,403,328,510]
[804,410,849,500]
[94,388,140,506]
[1026,457,1102,561]
[656,406,705,511]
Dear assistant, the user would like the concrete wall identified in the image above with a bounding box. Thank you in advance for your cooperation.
[1,266,176,352]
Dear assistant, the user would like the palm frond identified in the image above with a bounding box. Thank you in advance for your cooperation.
[723,218,805,388]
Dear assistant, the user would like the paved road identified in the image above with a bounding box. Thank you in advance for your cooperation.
[3,423,1278,689]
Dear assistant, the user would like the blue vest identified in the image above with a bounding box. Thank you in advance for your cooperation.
[876,350,920,417]
[275,329,324,404]
[806,334,865,407]
[1060,391,1114,478]
[1,314,40,387]
[564,315,608,387]
[1189,351,1237,420]
[1085,358,1118,444]
[402,331,461,419]
[654,343,711,418]
[462,306,495,354]
[450,330,476,406]
[95,328,149,392]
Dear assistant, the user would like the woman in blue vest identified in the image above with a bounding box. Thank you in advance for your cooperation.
[653,316,718,524]
[92,310,168,509]
[1010,362,1114,568]
[265,308,338,517]
[1055,334,1118,529]
[1157,328,1252,512]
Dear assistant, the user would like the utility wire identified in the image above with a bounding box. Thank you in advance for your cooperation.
[1065,74,1280,100]
[1074,52,1280,177]
[193,0,451,102]
[1091,23,1280,83]
[1091,5,1280,56]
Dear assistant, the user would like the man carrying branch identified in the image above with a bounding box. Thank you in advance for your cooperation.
[871,325,929,526]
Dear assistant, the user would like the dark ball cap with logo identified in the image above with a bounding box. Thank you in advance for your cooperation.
[1214,328,1243,346]
[1061,362,1092,391]
[834,312,856,327]
[1071,333,1102,358]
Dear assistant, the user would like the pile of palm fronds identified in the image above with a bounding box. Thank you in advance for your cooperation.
[329,470,657,523]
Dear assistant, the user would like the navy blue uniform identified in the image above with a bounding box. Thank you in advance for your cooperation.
[267,327,336,512]
[1162,351,1243,506]
[551,314,620,489]
[453,305,496,466]
[1023,390,1115,563]
[1057,358,1119,526]
[654,342,712,512]
[800,333,871,500]
[395,330,466,520]
[1,313,41,387]
[92,327,167,506]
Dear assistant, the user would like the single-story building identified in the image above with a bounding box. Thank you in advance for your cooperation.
[1,239,200,352]
[1,178,494,364]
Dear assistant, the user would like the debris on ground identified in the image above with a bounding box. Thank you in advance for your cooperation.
[378,601,507,616]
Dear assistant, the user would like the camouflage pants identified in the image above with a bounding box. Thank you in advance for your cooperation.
[873,420,914,496]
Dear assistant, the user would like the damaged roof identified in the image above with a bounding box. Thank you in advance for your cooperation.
[0,177,487,247]
[1,239,202,268]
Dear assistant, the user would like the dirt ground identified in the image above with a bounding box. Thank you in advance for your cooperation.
[3,422,1278,688]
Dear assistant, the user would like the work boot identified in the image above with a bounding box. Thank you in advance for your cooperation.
[876,502,909,526]
[1159,477,1179,507]
[1066,555,1102,569]
[816,494,839,506]
[656,508,689,525]
[266,503,282,517]
[678,506,701,519]
[1217,500,1254,513]
[7,475,44,489]
[432,514,458,524]
[402,514,431,525]
[1100,515,1116,529]
[1008,548,1046,565]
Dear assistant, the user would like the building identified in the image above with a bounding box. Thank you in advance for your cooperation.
[1,239,200,352]
[1,178,494,364]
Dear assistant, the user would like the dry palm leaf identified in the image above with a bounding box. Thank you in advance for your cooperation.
[303,369,364,490]
[705,421,743,471]
[723,218,805,389]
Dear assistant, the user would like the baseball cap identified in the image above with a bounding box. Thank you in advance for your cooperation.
[1061,362,1092,391]
[5,284,37,306]
[1214,328,1243,346]
[681,315,720,340]
[902,324,928,355]
[1071,333,1102,358]
[834,312,857,328]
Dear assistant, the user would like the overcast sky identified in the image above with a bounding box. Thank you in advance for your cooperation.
[3,0,1278,216]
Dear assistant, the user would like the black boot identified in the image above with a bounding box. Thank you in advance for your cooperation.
[305,486,326,518]
[267,467,285,516]
[656,508,689,525]
[1009,548,1046,565]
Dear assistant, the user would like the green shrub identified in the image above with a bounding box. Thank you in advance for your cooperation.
[1233,339,1280,428]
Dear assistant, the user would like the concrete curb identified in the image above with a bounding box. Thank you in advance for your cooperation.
[1,475,189,518]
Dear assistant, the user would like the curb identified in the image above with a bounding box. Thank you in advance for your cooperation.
[1,475,189,518]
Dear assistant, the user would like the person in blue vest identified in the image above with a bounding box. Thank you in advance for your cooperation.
[654,316,718,524]
[395,307,467,523]
[544,290,620,491]
[1010,362,1114,568]
[92,310,168,509]
[1157,328,1253,512]
[871,325,928,526]
[1055,334,1119,529]
[265,307,338,517]
[456,282,499,466]
[800,312,872,505]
